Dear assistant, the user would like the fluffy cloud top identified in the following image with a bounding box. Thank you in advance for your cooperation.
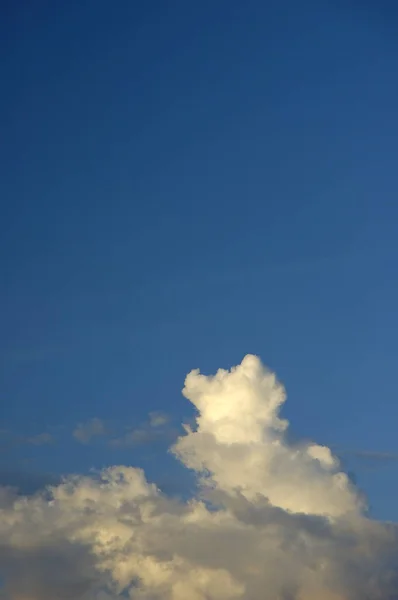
[0,355,397,599]
[173,355,360,518]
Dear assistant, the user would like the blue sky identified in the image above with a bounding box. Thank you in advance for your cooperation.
[1,0,398,522]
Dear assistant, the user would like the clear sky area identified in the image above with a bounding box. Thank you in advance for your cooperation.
[1,2,398,598]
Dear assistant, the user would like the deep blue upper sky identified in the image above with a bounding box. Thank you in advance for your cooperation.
[1,0,398,519]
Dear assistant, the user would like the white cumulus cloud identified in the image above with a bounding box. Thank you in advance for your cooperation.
[0,355,397,600]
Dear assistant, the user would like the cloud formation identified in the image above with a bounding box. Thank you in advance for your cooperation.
[109,412,177,448]
[340,449,398,469]
[0,355,397,599]
[73,418,107,444]
[26,433,54,446]
[0,430,54,448]
[148,411,170,428]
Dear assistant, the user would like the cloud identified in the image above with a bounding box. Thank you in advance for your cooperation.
[0,467,60,495]
[26,433,54,446]
[333,448,398,474]
[0,430,54,448]
[0,355,397,600]
[73,413,175,448]
[109,412,178,448]
[73,418,107,444]
[344,449,398,463]
[148,411,170,428]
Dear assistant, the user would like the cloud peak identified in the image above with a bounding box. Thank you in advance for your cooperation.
[174,355,360,518]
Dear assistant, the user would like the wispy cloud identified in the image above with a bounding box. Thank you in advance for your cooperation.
[0,430,55,448]
[349,449,398,461]
[0,466,60,495]
[109,425,179,448]
[71,413,178,448]
[25,433,54,446]
[109,412,178,448]
[337,448,398,471]
[148,411,170,428]
[72,418,107,444]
